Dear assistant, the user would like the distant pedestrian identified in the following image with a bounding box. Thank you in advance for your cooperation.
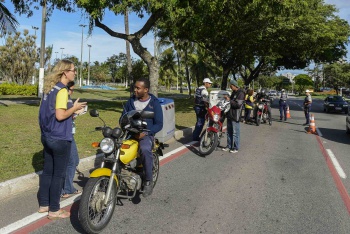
[303,89,312,125]
[244,89,255,123]
[222,79,245,153]
[61,81,84,198]
[193,78,212,141]
[38,59,86,219]
[279,89,288,121]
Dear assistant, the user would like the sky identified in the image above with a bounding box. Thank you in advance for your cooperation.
[2,1,350,74]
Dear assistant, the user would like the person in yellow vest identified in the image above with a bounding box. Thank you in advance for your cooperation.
[244,89,255,123]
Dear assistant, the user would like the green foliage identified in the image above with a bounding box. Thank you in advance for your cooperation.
[323,62,350,95]
[294,74,313,94]
[0,83,37,96]
[0,30,38,84]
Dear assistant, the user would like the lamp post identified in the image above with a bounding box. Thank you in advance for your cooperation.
[32,26,39,37]
[79,24,87,87]
[87,44,91,86]
[60,47,64,59]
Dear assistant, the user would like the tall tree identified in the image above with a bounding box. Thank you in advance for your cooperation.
[323,62,350,95]
[0,29,37,84]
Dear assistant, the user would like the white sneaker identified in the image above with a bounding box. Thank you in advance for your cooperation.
[229,149,238,153]
[222,147,229,151]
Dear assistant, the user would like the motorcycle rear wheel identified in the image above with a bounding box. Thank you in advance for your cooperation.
[152,152,160,187]
[79,176,117,234]
[255,115,261,126]
[198,131,218,156]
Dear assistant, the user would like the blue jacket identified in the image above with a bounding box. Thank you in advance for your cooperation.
[120,94,163,136]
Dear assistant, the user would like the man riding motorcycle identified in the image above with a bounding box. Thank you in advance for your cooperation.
[119,77,163,197]
[253,89,272,121]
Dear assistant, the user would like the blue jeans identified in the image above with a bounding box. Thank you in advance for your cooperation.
[244,108,252,122]
[193,106,206,141]
[62,138,79,195]
[139,135,154,181]
[304,106,311,124]
[38,136,70,212]
[226,119,240,150]
[279,101,287,119]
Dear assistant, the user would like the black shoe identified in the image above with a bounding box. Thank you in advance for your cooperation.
[143,181,154,197]
[284,118,287,121]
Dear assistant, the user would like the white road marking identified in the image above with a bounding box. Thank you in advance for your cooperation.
[326,149,347,179]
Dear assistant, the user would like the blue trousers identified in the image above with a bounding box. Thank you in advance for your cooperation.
[62,137,79,195]
[279,101,287,120]
[193,106,206,141]
[38,136,70,212]
[304,106,311,124]
[139,135,154,181]
[226,119,241,150]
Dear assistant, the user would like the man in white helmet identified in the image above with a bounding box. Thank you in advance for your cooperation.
[279,89,288,121]
[193,78,212,141]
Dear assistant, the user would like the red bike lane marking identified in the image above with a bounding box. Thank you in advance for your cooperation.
[316,135,350,215]
[10,144,194,233]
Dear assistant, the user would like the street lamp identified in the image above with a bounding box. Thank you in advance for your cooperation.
[60,47,64,59]
[31,26,39,37]
[79,24,87,87]
[87,44,91,86]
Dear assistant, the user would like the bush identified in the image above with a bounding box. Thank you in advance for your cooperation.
[0,83,38,96]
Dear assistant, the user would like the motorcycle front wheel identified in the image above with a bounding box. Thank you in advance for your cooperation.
[78,176,117,234]
[152,152,160,187]
[198,131,218,156]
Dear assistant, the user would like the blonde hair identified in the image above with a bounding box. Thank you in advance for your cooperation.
[43,59,74,94]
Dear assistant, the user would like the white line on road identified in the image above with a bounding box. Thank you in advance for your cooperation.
[326,149,347,179]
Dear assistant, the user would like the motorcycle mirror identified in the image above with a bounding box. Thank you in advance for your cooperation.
[90,109,99,117]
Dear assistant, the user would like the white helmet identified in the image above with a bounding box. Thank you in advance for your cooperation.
[281,89,285,92]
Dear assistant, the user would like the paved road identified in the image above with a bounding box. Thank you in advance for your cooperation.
[1,96,350,233]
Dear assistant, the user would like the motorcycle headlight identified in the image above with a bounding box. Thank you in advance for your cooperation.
[258,104,264,109]
[329,104,334,106]
[100,138,115,154]
[213,114,220,122]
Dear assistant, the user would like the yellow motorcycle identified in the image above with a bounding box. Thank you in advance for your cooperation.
[78,109,166,234]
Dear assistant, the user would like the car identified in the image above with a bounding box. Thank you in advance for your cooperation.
[268,90,277,97]
[346,107,350,134]
[323,95,349,114]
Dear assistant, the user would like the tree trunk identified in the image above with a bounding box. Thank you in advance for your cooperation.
[184,48,191,97]
[124,9,133,96]
[221,66,230,90]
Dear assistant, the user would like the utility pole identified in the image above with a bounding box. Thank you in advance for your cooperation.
[38,0,47,98]
[31,26,39,85]
[79,24,87,87]
[32,26,39,37]
[55,51,58,60]
[87,44,91,86]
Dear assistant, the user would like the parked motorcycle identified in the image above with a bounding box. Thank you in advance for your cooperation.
[78,109,167,234]
[255,99,272,126]
[198,100,230,156]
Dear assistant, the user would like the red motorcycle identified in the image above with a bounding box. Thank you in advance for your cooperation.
[255,99,272,126]
[199,104,228,156]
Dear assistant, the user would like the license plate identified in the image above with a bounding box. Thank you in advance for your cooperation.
[335,107,342,110]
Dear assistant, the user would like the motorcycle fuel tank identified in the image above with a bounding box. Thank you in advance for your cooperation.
[120,139,139,164]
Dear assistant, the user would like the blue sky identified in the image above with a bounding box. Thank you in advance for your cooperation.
[2,1,350,73]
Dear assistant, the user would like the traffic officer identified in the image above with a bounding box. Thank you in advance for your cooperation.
[193,78,212,141]
[279,89,288,121]
[303,89,312,125]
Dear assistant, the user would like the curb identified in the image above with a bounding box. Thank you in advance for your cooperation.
[0,127,194,201]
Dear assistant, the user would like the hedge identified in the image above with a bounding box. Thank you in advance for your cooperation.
[0,83,38,96]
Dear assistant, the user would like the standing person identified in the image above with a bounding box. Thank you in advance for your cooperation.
[120,77,163,197]
[38,59,86,219]
[222,79,245,153]
[303,89,312,125]
[244,89,255,123]
[279,89,288,121]
[193,78,212,141]
[61,81,84,198]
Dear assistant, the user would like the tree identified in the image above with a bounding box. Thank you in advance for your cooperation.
[294,74,313,94]
[0,1,18,35]
[0,29,37,84]
[323,62,350,95]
